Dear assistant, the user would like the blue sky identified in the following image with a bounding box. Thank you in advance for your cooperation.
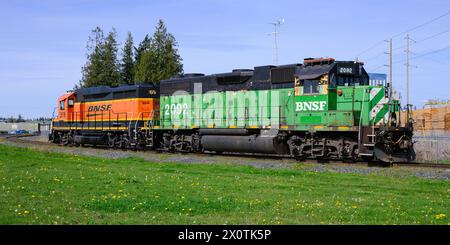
[0,0,449,118]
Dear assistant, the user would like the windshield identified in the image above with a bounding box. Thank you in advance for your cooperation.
[337,75,368,86]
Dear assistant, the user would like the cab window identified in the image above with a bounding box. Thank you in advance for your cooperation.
[303,80,319,94]
[68,99,74,108]
[60,100,66,110]
[337,75,369,86]
[337,76,354,86]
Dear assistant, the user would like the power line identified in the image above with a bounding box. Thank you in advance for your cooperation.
[354,40,385,59]
[391,11,450,39]
[410,45,450,60]
[415,54,450,67]
[393,28,450,51]
[363,52,385,62]
[393,44,450,64]
[415,28,450,43]
[413,40,450,60]
[366,64,385,72]
[355,11,450,59]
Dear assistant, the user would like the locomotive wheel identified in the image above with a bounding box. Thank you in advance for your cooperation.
[294,154,306,162]
[117,140,124,149]
[61,134,69,146]
[108,136,116,148]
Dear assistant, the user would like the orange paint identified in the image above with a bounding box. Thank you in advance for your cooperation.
[54,95,159,123]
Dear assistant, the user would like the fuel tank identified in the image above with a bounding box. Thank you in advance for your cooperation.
[74,135,105,145]
[201,135,288,154]
[199,128,250,135]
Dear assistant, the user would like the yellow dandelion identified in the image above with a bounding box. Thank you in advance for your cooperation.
[435,214,446,220]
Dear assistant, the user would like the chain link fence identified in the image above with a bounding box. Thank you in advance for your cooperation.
[408,105,450,163]
[414,132,450,163]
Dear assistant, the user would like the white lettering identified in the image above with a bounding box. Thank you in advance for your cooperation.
[296,102,303,111]
[165,103,189,116]
[319,101,326,111]
[179,229,212,242]
[295,101,327,111]
[303,102,311,111]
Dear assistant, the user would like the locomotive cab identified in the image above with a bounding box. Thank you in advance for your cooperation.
[49,92,76,142]
[55,92,76,122]
[290,58,415,162]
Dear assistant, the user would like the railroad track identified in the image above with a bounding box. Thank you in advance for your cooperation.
[394,162,450,169]
[3,134,450,170]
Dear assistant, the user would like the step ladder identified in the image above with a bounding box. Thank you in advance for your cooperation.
[359,130,376,157]
[145,111,155,148]
[357,90,374,157]
[146,130,154,148]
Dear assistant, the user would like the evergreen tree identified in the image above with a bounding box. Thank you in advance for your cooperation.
[133,34,152,83]
[80,27,104,88]
[134,20,183,83]
[121,32,135,84]
[100,28,121,87]
[134,49,155,84]
[134,34,151,64]
[79,21,182,87]
[79,27,121,88]
[151,19,183,82]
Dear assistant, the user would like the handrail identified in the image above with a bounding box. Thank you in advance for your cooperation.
[358,89,366,148]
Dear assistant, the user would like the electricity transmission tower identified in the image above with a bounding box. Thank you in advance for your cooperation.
[269,18,284,65]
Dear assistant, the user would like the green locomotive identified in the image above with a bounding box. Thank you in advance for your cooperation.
[155,57,414,162]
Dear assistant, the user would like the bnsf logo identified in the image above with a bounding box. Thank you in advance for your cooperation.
[295,101,327,111]
[88,104,112,112]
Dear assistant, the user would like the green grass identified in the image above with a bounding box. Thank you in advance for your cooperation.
[0,144,448,224]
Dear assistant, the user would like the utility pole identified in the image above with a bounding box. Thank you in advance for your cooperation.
[269,18,284,65]
[384,39,393,104]
[384,38,393,125]
[406,34,410,107]
[389,38,393,103]
[405,34,417,106]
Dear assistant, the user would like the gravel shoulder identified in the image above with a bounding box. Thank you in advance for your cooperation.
[1,135,449,181]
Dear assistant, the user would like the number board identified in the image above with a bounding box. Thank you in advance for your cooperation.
[337,63,359,76]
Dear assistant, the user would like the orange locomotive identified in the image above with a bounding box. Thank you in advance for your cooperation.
[50,84,159,148]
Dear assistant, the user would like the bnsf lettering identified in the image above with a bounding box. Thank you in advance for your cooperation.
[88,104,112,112]
[296,101,326,111]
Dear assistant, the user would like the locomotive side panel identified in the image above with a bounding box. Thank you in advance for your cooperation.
[159,88,294,130]
[51,84,160,147]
